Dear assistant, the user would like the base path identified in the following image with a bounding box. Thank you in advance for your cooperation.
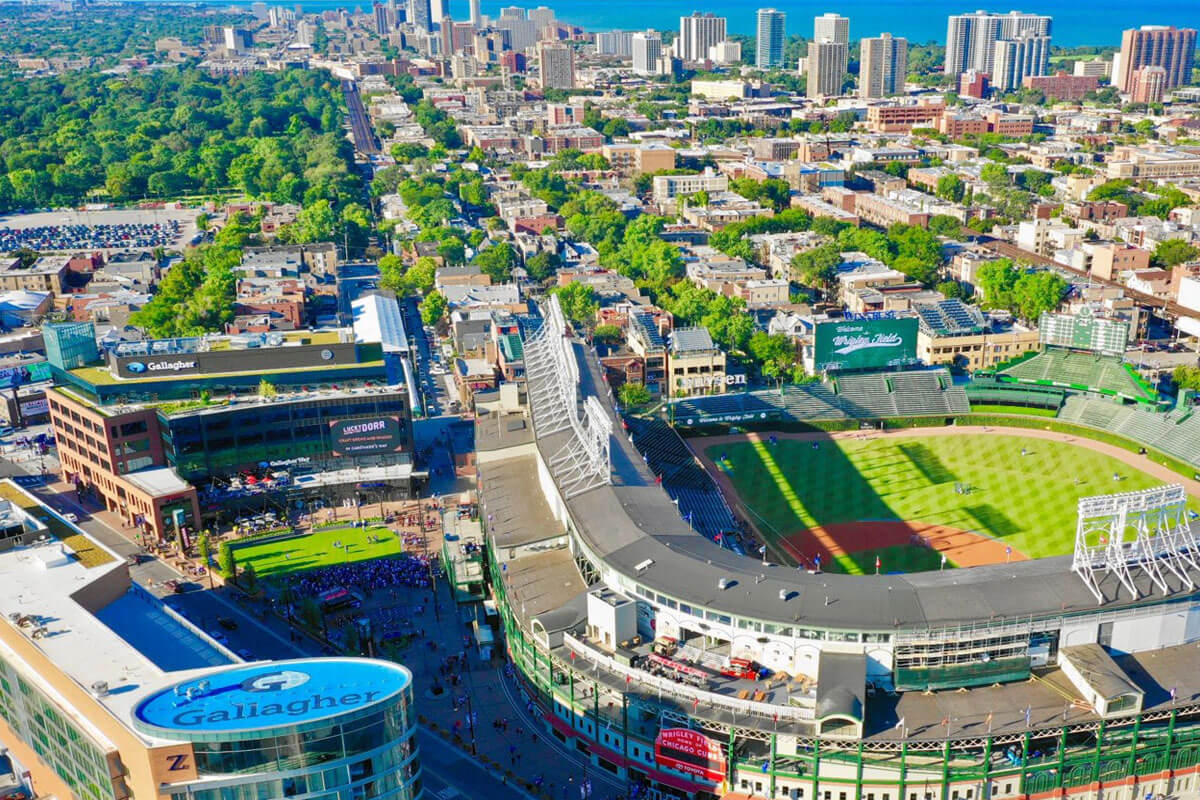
[689,425,1200,568]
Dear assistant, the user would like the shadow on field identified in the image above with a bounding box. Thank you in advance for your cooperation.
[964,504,1021,537]
[897,442,957,486]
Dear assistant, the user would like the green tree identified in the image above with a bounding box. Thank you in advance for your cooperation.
[593,324,622,345]
[1011,270,1066,321]
[928,215,963,238]
[525,251,561,282]
[549,282,599,325]
[617,382,652,408]
[976,259,1020,311]
[218,540,236,580]
[936,174,965,203]
[1152,239,1200,268]
[473,241,517,282]
[1173,365,1200,392]
[748,332,799,383]
[405,256,438,292]
[936,280,966,300]
[419,290,448,326]
[790,242,841,294]
[379,253,405,293]
[290,199,338,243]
[981,163,1010,188]
[197,532,212,569]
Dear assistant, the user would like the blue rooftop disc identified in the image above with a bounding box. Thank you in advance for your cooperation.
[133,658,411,739]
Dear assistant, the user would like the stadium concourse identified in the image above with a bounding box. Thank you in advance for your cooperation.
[480,297,1200,800]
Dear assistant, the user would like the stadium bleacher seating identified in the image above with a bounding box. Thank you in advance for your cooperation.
[1001,351,1153,402]
[624,417,741,547]
[1057,396,1200,468]
[672,369,969,423]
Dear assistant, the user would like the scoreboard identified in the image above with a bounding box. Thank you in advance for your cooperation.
[1038,309,1128,357]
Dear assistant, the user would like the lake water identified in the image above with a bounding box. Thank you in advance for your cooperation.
[205,0,1198,47]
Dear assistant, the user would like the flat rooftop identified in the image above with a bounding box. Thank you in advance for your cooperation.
[0,539,231,748]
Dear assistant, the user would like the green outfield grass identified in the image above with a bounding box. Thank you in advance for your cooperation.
[232,525,404,577]
[707,434,1199,563]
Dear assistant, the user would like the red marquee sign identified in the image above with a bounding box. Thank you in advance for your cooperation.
[654,727,725,784]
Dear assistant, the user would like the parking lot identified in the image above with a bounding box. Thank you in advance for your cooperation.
[0,207,200,251]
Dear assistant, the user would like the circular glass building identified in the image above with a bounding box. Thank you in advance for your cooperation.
[133,658,420,800]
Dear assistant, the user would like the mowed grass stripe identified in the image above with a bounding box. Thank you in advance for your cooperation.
[708,434,1199,563]
[233,525,405,577]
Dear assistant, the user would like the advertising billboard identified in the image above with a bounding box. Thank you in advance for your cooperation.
[813,317,918,373]
[654,727,725,784]
[1038,309,1128,357]
[330,417,405,456]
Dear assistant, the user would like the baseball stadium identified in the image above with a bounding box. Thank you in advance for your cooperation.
[478,298,1200,800]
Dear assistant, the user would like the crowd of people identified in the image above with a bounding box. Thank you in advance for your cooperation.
[283,551,440,599]
[0,220,182,252]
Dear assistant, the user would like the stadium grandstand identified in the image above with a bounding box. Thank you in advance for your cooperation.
[478,296,1200,800]
[624,416,744,553]
[997,349,1159,405]
[1058,396,1200,469]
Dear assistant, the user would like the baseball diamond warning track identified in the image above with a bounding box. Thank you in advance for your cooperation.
[692,426,1200,574]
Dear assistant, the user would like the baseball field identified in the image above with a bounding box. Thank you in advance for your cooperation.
[700,431,1199,575]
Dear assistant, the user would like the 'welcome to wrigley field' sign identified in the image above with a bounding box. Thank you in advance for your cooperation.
[813,317,919,373]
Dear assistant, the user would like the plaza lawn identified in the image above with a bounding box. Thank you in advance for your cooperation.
[708,434,1199,563]
[232,525,404,577]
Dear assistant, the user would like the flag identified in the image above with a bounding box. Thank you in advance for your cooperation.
[941,717,950,728]
[941,553,948,565]
[694,697,700,711]
[761,761,769,773]
[985,712,993,731]
[1005,545,1012,555]
[760,545,766,554]
[1024,705,1032,727]
[715,533,722,542]
[875,555,881,572]
[1171,686,1178,702]
[894,717,906,730]
[814,554,821,567]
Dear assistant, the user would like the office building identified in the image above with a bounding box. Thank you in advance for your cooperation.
[468,0,480,26]
[813,12,849,44]
[944,10,1051,75]
[538,42,575,88]
[1115,26,1197,92]
[991,32,1051,91]
[222,26,253,53]
[1130,65,1168,103]
[596,30,635,57]
[409,0,432,31]
[860,32,907,97]
[632,30,663,76]
[807,38,848,97]
[756,8,786,69]
[45,310,422,541]
[430,0,448,24]
[709,39,741,64]
[678,12,726,62]
[373,2,393,34]
[0,499,423,800]
[1074,58,1112,78]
